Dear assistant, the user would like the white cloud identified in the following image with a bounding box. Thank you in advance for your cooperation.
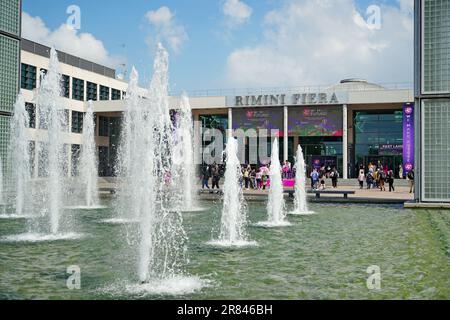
[223,0,253,27]
[225,0,414,87]
[21,12,124,69]
[145,6,188,53]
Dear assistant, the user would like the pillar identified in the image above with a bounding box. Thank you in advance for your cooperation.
[343,104,348,179]
[284,106,288,162]
[228,107,233,139]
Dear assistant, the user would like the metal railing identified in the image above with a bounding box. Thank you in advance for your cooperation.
[169,82,413,97]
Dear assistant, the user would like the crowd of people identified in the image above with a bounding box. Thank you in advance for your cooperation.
[356,162,415,193]
[200,160,415,194]
[309,166,340,191]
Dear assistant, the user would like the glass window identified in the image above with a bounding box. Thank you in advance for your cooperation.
[20,63,37,90]
[99,116,109,137]
[72,111,84,134]
[100,85,110,101]
[61,75,70,98]
[25,103,36,128]
[71,144,81,176]
[86,82,97,101]
[72,78,85,101]
[112,89,121,100]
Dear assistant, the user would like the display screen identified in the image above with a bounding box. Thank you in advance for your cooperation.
[232,107,284,135]
[289,106,343,137]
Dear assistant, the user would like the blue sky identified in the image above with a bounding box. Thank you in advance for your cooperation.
[22,0,413,92]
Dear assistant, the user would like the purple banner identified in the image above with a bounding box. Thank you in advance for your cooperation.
[402,103,414,176]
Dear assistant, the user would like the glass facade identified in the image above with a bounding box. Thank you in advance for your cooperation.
[418,1,450,202]
[423,0,450,93]
[199,114,228,164]
[0,36,20,113]
[353,110,403,175]
[0,0,21,36]
[0,0,21,184]
[422,99,450,201]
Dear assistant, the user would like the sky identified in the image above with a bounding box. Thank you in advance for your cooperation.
[22,0,414,92]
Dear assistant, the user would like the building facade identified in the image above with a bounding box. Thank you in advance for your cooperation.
[0,0,21,180]
[20,39,128,178]
[18,38,414,181]
[415,0,450,203]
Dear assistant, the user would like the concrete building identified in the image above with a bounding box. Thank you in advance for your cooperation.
[414,0,450,203]
[20,39,128,178]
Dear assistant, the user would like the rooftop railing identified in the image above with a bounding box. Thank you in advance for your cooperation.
[170,81,413,97]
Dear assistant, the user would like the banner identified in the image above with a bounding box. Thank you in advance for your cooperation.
[232,107,284,135]
[402,104,414,176]
[289,106,343,137]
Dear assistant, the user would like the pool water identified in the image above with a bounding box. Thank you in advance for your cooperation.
[0,201,449,300]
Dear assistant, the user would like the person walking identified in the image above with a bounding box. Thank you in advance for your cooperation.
[358,168,365,189]
[366,171,373,189]
[243,166,250,190]
[310,169,319,190]
[378,169,386,191]
[201,165,210,189]
[211,164,221,190]
[256,169,262,190]
[398,164,404,179]
[407,169,415,193]
[387,170,395,192]
[330,168,339,188]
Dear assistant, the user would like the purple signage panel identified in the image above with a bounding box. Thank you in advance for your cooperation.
[402,103,414,176]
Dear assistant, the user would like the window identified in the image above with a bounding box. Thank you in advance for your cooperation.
[86,82,98,101]
[38,142,48,177]
[25,103,36,128]
[71,144,81,176]
[61,75,70,98]
[99,116,109,136]
[72,111,84,134]
[39,68,47,84]
[72,77,85,101]
[100,85,110,101]
[112,89,121,100]
[20,63,36,90]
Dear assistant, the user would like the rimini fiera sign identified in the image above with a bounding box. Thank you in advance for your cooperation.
[227,92,345,107]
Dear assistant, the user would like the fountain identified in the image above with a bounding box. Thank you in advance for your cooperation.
[257,138,291,227]
[290,145,315,215]
[208,138,255,247]
[172,93,202,212]
[116,44,204,293]
[3,92,32,219]
[74,100,101,209]
[1,48,81,241]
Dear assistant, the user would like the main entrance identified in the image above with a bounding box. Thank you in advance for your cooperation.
[363,155,403,177]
